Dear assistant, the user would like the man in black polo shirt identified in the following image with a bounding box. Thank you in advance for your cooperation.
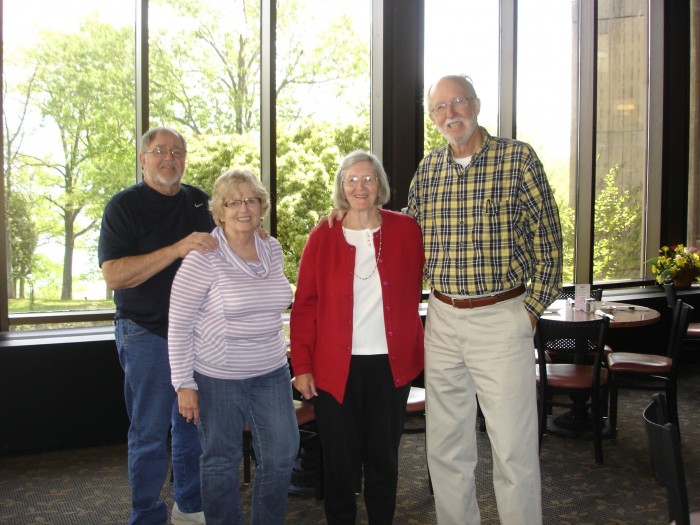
[98,127,217,525]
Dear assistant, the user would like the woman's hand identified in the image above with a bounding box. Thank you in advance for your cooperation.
[178,388,200,425]
[293,373,318,400]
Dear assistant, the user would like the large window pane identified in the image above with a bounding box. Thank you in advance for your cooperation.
[3,0,135,325]
[275,0,372,283]
[148,0,262,199]
[423,1,499,153]
[517,0,576,284]
[595,0,648,281]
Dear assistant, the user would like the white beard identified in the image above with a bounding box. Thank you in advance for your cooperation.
[441,117,478,148]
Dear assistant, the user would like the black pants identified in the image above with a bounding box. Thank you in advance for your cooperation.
[313,355,411,525]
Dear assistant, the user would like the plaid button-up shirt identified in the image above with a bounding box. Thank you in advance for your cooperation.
[407,128,563,317]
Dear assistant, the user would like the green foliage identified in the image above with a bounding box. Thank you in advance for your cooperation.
[7,192,38,299]
[149,0,261,134]
[592,164,642,280]
[3,0,647,313]
[9,298,114,313]
[276,121,369,283]
[184,133,261,193]
[183,121,370,284]
[424,117,446,155]
[553,191,576,284]
[5,0,369,304]
[17,17,135,299]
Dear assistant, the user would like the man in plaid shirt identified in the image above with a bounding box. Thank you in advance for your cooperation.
[408,74,562,525]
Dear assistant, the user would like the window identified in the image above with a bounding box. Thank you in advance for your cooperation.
[517,0,576,283]
[423,0,499,153]
[275,0,371,281]
[594,0,649,282]
[424,0,661,287]
[0,0,685,332]
[3,0,135,328]
[147,0,263,227]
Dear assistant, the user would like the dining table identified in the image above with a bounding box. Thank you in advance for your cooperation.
[540,298,660,327]
[539,298,661,437]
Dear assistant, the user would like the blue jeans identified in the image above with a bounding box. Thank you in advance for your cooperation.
[116,319,203,525]
[195,365,299,525]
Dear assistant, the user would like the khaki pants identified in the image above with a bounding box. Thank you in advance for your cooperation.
[425,292,542,525]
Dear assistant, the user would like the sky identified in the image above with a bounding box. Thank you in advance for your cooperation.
[3,0,133,48]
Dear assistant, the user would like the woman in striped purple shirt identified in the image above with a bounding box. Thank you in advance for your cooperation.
[168,169,297,525]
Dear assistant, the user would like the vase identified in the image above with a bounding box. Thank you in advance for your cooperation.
[672,269,699,289]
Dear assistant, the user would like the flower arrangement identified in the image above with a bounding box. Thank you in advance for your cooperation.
[650,244,700,285]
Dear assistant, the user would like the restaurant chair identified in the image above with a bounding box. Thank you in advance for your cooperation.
[643,393,700,525]
[607,299,692,438]
[552,288,613,360]
[535,315,610,463]
[558,288,603,301]
[664,282,700,342]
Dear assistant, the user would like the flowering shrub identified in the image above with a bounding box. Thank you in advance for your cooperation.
[651,244,700,284]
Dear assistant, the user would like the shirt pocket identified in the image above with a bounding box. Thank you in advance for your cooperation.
[473,198,519,250]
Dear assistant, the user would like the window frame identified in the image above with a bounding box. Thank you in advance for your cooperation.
[0,0,687,332]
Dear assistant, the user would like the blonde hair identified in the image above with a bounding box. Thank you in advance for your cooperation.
[209,169,270,223]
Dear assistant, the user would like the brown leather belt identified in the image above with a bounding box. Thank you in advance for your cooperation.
[433,285,526,309]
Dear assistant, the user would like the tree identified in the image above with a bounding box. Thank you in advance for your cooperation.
[149,0,368,135]
[20,18,135,299]
[146,0,370,283]
[7,192,38,299]
[4,1,370,306]
[424,117,445,155]
[183,121,370,284]
[593,164,642,280]
[184,132,261,193]
[3,65,40,298]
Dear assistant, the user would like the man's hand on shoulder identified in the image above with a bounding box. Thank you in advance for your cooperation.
[175,232,218,258]
[319,208,346,228]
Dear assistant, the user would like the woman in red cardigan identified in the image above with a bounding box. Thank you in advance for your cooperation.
[290,150,425,525]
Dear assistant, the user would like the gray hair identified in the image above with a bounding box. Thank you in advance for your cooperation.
[139,126,187,153]
[209,169,270,223]
[332,150,391,210]
[424,74,478,112]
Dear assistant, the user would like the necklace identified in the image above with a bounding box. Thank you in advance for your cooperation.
[344,226,383,280]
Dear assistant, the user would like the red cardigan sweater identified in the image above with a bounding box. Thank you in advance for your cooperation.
[290,209,425,403]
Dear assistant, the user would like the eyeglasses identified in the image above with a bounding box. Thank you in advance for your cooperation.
[144,146,187,159]
[429,96,474,116]
[343,176,377,186]
[224,197,261,208]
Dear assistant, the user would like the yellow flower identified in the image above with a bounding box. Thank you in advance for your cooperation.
[650,244,700,284]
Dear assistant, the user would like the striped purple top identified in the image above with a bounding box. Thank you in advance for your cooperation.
[168,226,293,391]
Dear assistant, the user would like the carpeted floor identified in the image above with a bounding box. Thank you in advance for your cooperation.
[1,363,698,525]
